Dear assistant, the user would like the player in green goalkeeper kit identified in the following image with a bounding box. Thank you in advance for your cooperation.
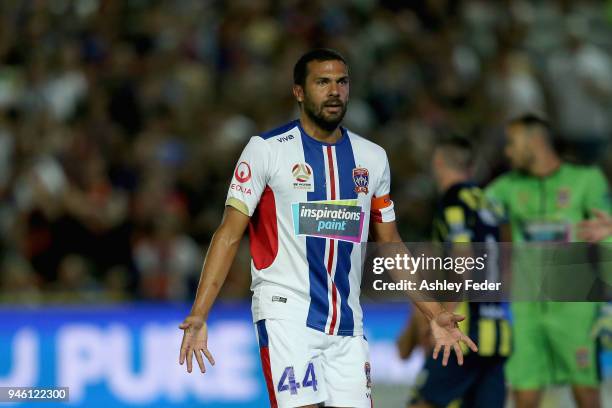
[486,114,611,408]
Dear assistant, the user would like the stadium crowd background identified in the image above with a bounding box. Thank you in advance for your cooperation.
[0,0,611,304]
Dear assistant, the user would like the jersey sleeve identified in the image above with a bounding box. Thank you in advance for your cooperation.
[371,151,395,223]
[225,136,271,217]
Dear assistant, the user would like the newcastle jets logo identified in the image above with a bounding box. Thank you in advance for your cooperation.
[292,163,314,191]
[353,167,369,194]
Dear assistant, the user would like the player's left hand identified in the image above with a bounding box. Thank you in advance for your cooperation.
[430,311,478,366]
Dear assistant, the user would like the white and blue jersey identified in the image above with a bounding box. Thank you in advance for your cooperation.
[226,120,395,336]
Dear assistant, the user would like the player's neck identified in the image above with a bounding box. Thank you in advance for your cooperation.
[438,172,469,193]
[299,114,343,143]
[529,150,562,178]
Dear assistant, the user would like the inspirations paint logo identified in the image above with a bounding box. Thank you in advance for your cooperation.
[292,200,365,243]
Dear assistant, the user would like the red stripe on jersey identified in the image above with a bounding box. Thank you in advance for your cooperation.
[326,146,336,200]
[259,347,278,408]
[249,186,278,270]
[325,146,339,335]
[327,241,338,334]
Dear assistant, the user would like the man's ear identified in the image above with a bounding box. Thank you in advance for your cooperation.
[293,84,304,103]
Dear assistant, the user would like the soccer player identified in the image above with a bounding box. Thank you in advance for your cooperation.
[399,137,511,408]
[178,48,477,408]
[486,114,610,408]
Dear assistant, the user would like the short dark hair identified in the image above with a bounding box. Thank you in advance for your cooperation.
[508,113,552,136]
[293,48,347,86]
[436,136,475,171]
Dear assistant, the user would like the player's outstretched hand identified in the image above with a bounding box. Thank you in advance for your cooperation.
[578,208,612,243]
[430,311,478,367]
[179,316,215,373]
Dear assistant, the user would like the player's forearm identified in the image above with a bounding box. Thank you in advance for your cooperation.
[412,301,446,321]
[189,227,242,320]
[443,302,459,312]
[375,230,447,320]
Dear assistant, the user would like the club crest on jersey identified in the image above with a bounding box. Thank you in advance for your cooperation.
[576,347,590,369]
[557,187,570,208]
[291,163,314,192]
[353,167,369,194]
[364,362,372,388]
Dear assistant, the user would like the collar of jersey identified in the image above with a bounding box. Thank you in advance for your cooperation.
[442,181,476,200]
[516,162,566,180]
[296,119,349,147]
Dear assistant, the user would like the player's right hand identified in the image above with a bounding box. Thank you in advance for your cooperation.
[179,316,215,373]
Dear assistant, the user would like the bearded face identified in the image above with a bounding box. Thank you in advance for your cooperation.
[298,59,349,132]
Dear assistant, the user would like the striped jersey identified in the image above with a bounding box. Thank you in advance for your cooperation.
[226,120,395,336]
[433,182,511,357]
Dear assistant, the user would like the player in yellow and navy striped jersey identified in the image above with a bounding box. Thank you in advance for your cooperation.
[399,137,511,408]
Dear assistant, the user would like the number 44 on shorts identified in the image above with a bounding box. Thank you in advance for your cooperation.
[277,362,318,395]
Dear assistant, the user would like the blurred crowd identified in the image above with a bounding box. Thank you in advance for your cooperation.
[0,0,611,303]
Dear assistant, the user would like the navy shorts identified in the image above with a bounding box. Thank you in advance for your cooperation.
[410,353,506,408]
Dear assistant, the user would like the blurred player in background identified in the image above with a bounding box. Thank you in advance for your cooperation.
[486,114,610,408]
[398,137,510,408]
[177,49,477,408]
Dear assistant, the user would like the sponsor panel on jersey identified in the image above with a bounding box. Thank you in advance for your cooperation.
[229,183,252,195]
[522,219,571,242]
[234,161,251,183]
[292,199,365,243]
[277,134,294,143]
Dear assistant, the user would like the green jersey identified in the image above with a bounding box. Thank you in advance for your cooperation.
[486,163,610,243]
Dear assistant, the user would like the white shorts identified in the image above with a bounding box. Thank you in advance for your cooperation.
[255,318,373,408]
